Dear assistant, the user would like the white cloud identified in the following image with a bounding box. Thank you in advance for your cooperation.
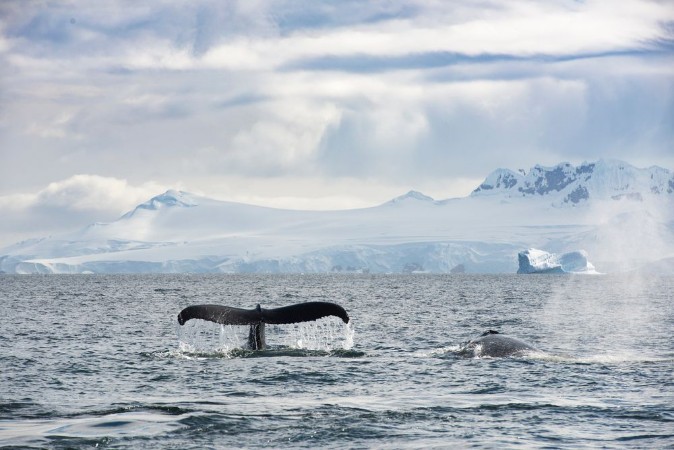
[0,175,168,247]
[165,0,672,70]
[0,0,672,234]
[33,174,166,211]
[6,0,671,74]
[227,100,342,173]
[124,0,666,71]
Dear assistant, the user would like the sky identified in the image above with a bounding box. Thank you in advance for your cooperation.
[0,0,673,247]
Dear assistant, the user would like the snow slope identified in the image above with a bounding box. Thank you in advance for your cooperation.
[2,160,673,274]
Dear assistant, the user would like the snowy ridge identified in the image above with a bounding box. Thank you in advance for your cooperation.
[121,190,198,219]
[1,160,673,274]
[384,190,437,206]
[472,160,674,205]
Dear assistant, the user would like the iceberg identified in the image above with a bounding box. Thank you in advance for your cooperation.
[517,248,597,274]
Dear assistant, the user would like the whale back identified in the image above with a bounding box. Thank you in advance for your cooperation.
[459,330,538,358]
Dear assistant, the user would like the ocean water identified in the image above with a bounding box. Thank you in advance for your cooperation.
[1,274,673,449]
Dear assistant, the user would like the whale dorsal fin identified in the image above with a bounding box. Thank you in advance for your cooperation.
[480,329,500,336]
[177,301,349,326]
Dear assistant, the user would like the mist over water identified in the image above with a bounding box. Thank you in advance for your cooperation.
[577,196,674,273]
[538,273,673,361]
[1,274,673,448]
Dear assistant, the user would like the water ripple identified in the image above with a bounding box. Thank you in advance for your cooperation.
[1,274,673,448]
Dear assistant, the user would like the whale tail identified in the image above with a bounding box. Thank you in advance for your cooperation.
[177,301,350,326]
[177,301,350,350]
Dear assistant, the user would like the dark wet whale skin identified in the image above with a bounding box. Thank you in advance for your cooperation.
[459,330,539,358]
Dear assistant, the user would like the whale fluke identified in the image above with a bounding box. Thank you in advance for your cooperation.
[177,304,262,326]
[260,301,350,325]
[177,301,350,350]
[177,301,349,326]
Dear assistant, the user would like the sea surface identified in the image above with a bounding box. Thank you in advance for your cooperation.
[1,274,673,449]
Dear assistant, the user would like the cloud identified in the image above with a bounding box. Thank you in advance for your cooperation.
[0,0,672,230]
[5,1,672,72]
[0,175,167,247]
[110,1,674,69]
[33,174,165,211]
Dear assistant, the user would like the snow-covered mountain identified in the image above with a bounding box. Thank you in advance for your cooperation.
[472,159,674,205]
[2,160,673,274]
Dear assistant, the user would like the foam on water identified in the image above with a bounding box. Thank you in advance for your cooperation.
[414,345,462,358]
[419,345,674,364]
[418,345,550,360]
[531,353,674,365]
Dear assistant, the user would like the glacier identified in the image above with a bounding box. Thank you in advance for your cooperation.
[1,160,673,274]
[517,248,598,274]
